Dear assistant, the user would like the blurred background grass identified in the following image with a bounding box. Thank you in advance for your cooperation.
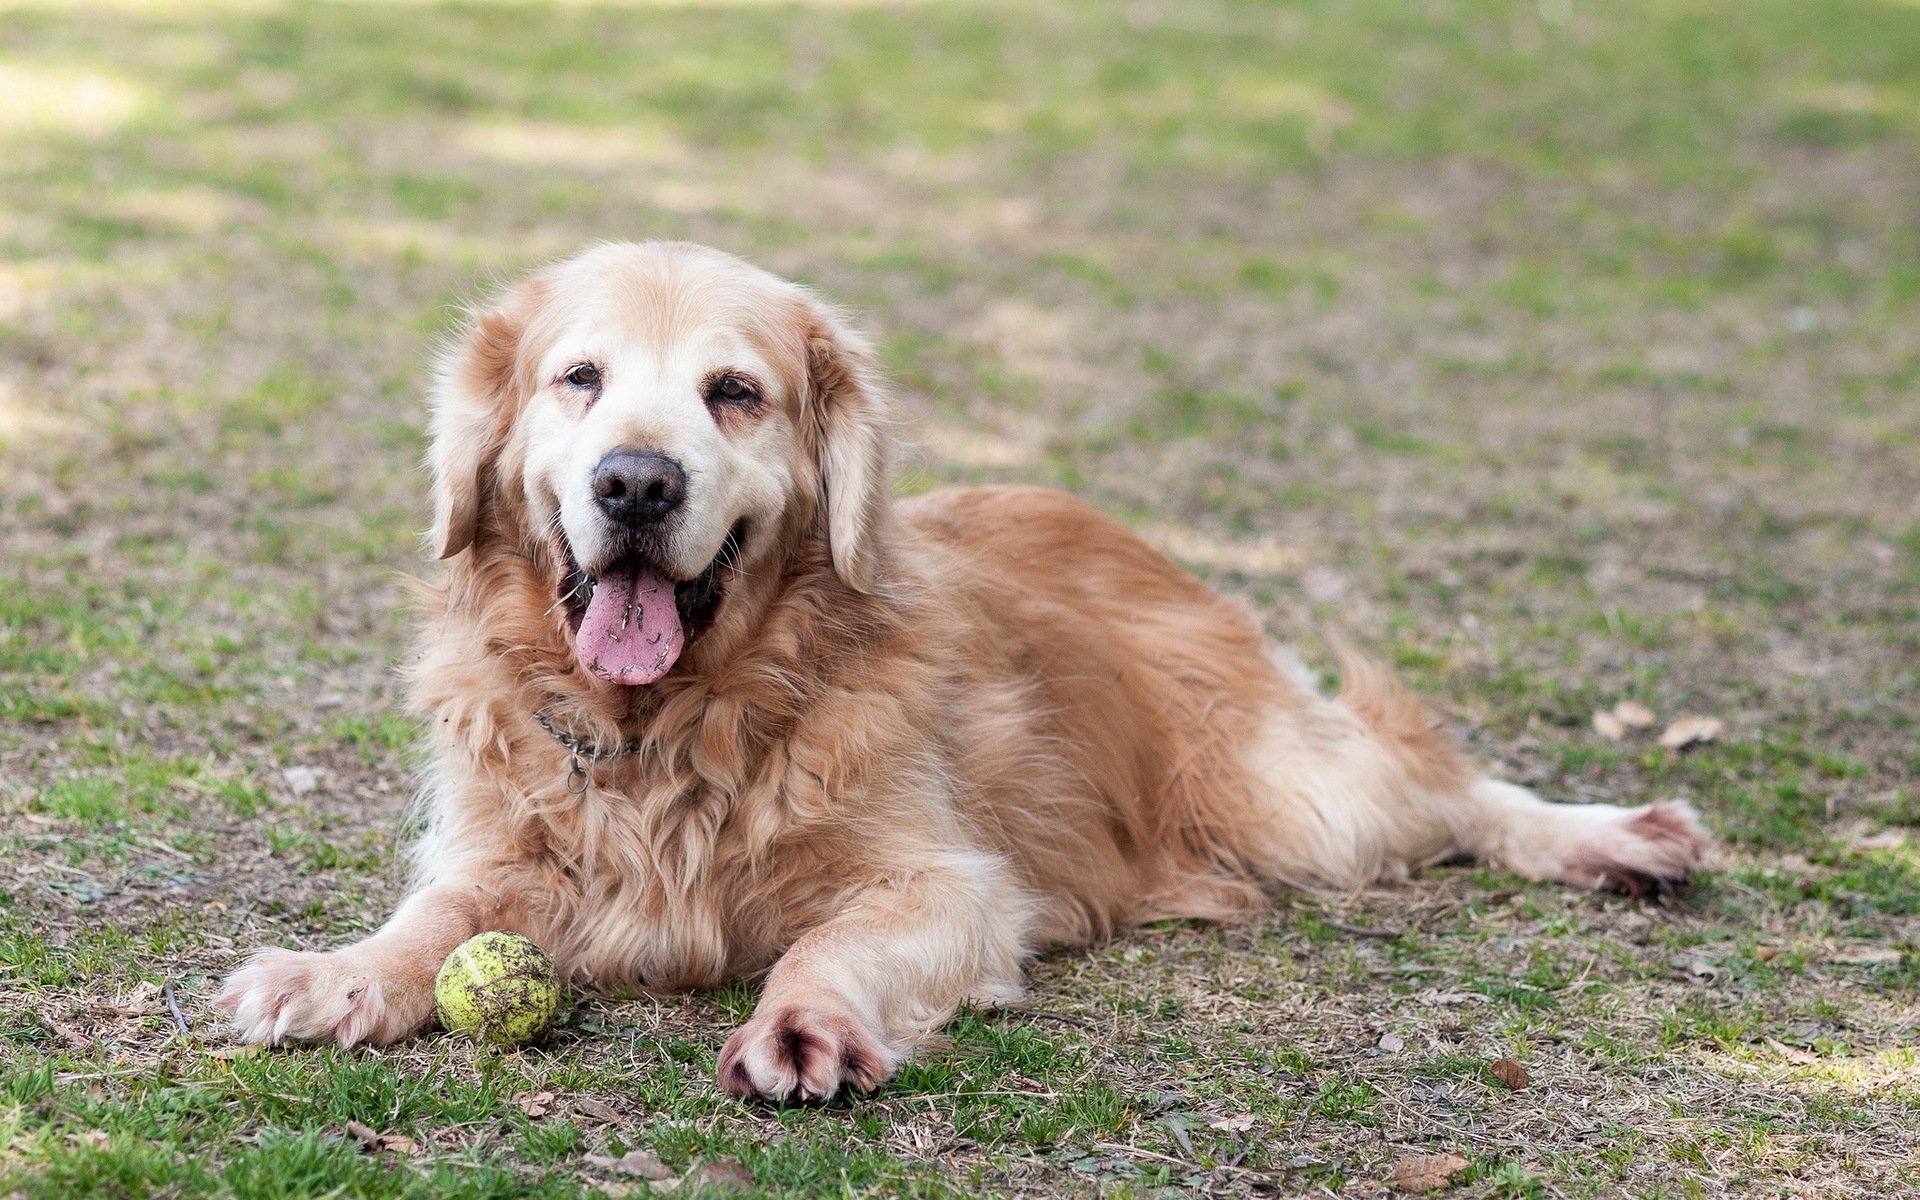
[2,1,1918,1197]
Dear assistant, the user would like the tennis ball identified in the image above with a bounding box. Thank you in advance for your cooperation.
[434,931,561,1046]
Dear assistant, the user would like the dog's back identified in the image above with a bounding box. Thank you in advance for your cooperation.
[903,484,1702,913]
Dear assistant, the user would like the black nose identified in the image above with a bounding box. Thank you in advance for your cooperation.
[592,448,686,526]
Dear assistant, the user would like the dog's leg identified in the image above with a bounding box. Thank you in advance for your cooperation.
[215,882,519,1047]
[1241,649,1708,894]
[717,848,1032,1103]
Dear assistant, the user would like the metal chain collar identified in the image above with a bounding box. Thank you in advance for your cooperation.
[532,708,646,794]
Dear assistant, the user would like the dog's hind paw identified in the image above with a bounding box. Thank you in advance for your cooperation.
[1562,800,1708,896]
[214,948,420,1048]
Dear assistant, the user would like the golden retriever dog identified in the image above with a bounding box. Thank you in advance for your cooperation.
[217,241,1707,1101]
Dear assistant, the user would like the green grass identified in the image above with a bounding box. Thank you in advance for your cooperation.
[2,0,1918,1196]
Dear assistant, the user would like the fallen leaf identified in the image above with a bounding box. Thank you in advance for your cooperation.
[1764,1038,1821,1065]
[1162,1116,1198,1158]
[513,1090,556,1119]
[574,1097,627,1126]
[1753,945,1780,962]
[1827,945,1905,965]
[1658,715,1723,750]
[343,1121,415,1155]
[72,1130,111,1150]
[209,1044,261,1060]
[1853,829,1910,851]
[681,1159,754,1191]
[1208,1112,1258,1132]
[1672,953,1721,980]
[1390,1152,1470,1191]
[1302,567,1348,603]
[281,765,327,795]
[1377,1032,1406,1053]
[1612,700,1657,728]
[111,982,164,1017]
[1592,711,1628,741]
[583,1150,674,1181]
[1488,1058,1530,1090]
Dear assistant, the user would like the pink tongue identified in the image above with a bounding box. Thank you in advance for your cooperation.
[576,565,684,685]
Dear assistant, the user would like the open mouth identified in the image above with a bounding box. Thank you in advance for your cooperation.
[553,521,745,686]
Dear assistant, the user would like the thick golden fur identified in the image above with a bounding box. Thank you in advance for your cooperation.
[218,242,1708,1100]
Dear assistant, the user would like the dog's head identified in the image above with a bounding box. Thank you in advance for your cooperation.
[427,242,891,685]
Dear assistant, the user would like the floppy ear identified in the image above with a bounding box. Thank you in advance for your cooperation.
[805,305,894,593]
[426,293,532,560]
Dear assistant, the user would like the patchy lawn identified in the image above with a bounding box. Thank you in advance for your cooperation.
[1,0,1916,1196]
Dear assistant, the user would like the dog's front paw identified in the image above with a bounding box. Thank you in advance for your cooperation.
[215,948,421,1048]
[717,1005,901,1103]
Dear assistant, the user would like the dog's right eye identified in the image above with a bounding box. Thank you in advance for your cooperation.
[562,363,602,389]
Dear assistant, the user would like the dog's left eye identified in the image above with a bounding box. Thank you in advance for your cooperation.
[562,363,601,388]
[708,374,758,406]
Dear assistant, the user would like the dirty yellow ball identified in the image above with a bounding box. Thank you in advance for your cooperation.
[434,931,561,1046]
